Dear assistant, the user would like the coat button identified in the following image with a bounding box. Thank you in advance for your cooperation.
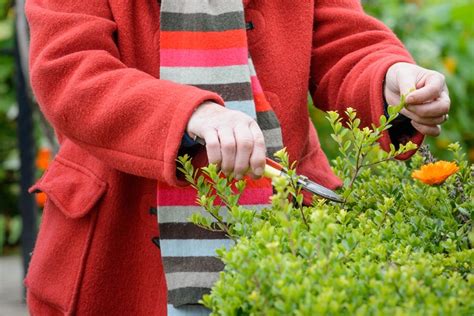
[149,206,157,215]
[151,237,160,249]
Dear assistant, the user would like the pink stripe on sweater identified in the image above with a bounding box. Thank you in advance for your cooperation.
[251,76,263,94]
[160,48,248,67]
[157,187,272,206]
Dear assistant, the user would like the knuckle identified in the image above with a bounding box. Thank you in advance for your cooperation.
[254,136,266,147]
[235,112,251,121]
[441,101,450,113]
[220,162,232,173]
[251,156,266,168]
[234,165,248,175]
[439,73,446,83]
[238,138,254,151]
[221,141,236,152]
[445,98,451,109]
[206,140,219,149]
[416,108,428,117]
[209,157,222,165]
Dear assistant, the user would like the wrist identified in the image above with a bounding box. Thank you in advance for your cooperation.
[186,101,223,139]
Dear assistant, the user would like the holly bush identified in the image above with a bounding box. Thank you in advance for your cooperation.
[179,102,473,315]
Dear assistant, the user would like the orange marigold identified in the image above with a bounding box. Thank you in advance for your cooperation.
[36,148,52,170]
[35,192,47,208]
[411,161,459,185]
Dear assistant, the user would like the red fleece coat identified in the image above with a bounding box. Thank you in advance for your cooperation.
[25,0,423,315]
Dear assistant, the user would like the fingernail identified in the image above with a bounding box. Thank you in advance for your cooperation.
[406,96,414,103]
[254,167,263,177]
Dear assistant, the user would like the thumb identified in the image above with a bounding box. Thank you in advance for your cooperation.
[397,75,417,105]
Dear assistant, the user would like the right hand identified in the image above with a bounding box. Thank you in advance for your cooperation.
[186,101,267,180]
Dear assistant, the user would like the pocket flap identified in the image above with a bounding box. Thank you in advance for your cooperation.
[29,156,107,218]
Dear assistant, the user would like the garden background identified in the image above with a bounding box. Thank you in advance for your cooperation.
[0,0,473,308]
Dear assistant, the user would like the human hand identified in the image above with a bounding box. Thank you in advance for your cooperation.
[186,101,266,179]
[384,62,450,136]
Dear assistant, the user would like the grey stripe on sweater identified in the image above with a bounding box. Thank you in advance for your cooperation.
[162,256,225,273]
[168,288,212,308]
[262,128,284,148]
[161,0,243,15]
[160,65,251,85]
[166,272,220,291]
[159,222,228,239]
[257,111,285,130]
[160,12,245,32]
[194,82,253,101]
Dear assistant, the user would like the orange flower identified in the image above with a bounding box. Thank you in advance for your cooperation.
[36,148,52,170]
[411,161,459,185]
[35,192,47,208]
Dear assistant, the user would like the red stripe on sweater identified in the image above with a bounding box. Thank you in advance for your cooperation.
[160,30,247,50]
[254,93,272,111]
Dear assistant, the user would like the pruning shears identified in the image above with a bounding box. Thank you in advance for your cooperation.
[263,158,343,203]
[194,136,343,203]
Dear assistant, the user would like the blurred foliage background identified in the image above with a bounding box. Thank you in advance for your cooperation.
[0,0,21,255]
[0,0,473,253]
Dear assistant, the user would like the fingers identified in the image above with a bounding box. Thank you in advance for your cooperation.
[411,121,441,137]
[401,108,446,125]
[191,105,268,178]
[406,72,445,104]
[202,129,221,167]
[249,121,267,178]
[233,124,254,179]
[218,127,236,176]
[397,72,417,98]
[213,121,266,179]
[223,121,266,179]
[402,89,449,137]
[405,91,450,118]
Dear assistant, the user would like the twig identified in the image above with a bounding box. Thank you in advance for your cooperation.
[361,157,395,168]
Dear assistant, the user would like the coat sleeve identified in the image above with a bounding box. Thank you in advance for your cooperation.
[26,0,224,185]
[309,0,424,159]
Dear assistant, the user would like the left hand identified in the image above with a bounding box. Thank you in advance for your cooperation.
[384,62,450,136]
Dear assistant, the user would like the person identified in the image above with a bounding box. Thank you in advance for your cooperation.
[25,0,450,315]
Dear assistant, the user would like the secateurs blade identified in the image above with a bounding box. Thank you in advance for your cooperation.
[194,136,344,203]
[263,158,343,203]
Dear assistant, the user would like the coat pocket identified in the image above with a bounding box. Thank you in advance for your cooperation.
[26,156,107,313]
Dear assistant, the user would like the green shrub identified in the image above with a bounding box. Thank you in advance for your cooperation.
[178,100,473,315]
